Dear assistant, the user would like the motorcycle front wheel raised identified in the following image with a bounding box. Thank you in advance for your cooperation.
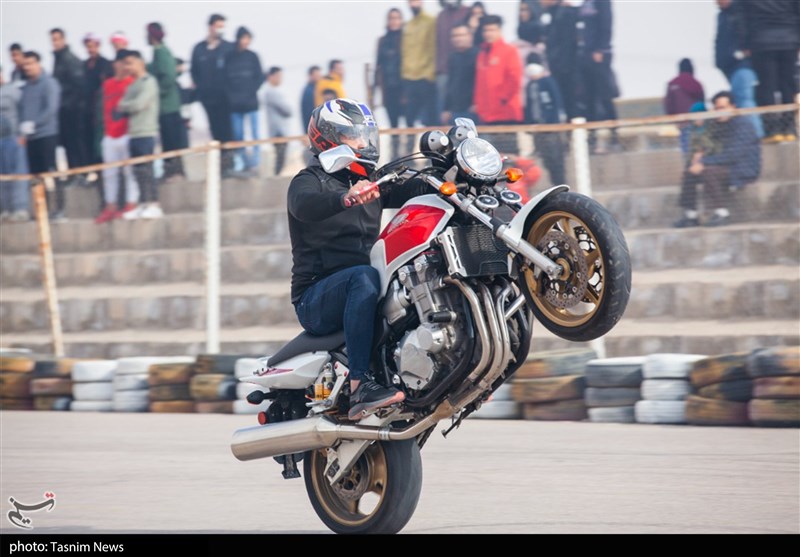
[304,439,422,534]
[519,191,631,342]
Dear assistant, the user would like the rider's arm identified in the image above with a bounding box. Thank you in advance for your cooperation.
[287,172,347,222]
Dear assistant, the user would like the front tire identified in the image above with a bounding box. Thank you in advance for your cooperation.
[519,191,631,342]
[304,439,423,534]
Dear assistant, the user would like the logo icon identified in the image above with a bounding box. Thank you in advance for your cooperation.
[7,492,56,529]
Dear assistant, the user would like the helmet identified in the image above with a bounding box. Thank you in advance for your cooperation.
[308,98,380,176]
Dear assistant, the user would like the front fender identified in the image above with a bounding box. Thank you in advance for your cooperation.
[506,185,570,244]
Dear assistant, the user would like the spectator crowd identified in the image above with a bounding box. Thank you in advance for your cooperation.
[0,0,797,226]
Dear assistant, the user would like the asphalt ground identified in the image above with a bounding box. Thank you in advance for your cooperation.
[0,411,798,534]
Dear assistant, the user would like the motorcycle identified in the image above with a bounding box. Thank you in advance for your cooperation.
[231,119,631,534]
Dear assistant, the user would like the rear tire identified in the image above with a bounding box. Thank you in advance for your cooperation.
[519,192,631,342]
[304,439,422,534]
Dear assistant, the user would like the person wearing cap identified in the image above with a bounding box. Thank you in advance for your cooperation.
[147,22,184,181]
[83,33,113,176]
[225,26,263,176]
[50,27,87,185]
[191,13,235,175]
[110,32,129,55]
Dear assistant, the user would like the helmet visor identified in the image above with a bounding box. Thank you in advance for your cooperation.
[334,123,380,162]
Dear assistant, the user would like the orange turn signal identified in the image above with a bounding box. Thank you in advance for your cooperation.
[439,182,457,196]
[505,167,524,183]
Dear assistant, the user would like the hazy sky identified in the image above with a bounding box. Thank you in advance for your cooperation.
[1,0,728,135]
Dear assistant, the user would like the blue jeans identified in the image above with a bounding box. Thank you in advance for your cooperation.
[230,111,260,170]
[729,67,764,138]
[0,136,29,212]
[295,265,381,381]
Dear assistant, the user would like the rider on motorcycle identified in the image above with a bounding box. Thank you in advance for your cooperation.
[288,98,427,420]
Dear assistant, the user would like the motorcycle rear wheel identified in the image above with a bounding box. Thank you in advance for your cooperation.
[304,439,422,534]
[519,191,631,342]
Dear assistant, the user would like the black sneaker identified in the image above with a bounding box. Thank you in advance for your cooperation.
[348,379,405,420]
[674,215,700,228]
[704,213,730,227]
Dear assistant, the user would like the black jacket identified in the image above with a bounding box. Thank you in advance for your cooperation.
[541,3,579,71]
[84,55,113,119]
[190,39,234,104]
[375,29,403,91]
[53,46,85,111]
[741,0,800,52]
[287,159,429,303]
[716,3,750,76]
[578,0,613,56]
[444,47,478,113]
[224,49,263,113]
[525,76,565,125]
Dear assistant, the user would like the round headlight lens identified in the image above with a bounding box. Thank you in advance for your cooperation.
[455,138,503,181]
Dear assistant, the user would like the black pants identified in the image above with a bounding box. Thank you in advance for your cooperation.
[59,107,87,170]
[159,111,186,178]
[680,165,730,212]
[534,133,566,186]
[403,79,437,152]
[129,136,157,203]
[27,135,63,213]
[274,140,288,176]
[201,100,234,172]
[752,49,798,136]
[482,121,521,155]
[383,84,405,159]
[551,68,578,121]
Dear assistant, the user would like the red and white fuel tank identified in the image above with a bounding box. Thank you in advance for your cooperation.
[370,194,455,294]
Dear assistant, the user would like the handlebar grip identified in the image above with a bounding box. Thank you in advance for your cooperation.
[344,182,379,208]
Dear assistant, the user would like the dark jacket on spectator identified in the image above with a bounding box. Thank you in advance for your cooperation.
[540,2,578,71]
[190,39,234,104]
[224,48,263,113]
[524,75,564,125]
[443,46,478,113]
[84,55,112,106]
[301,81,316,130]
[702,116,761,187]
[715,2,749,77]
[376,29,404,92]
[577,0,613,57]
[664,72,705,115]
[740,0,800,52]
[518,19,541,44]
[53,46,85,110]
[435,4,470,74]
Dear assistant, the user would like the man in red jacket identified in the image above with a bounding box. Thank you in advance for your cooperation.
[473,14,523,154]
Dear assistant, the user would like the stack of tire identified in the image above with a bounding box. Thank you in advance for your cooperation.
[71,360,116,412]
[189,354,240,414]
[148,361,196,414]
[635,354,705,425]
[747,346,800,428]
[30,358,74,411]
[584,357,645,423]
[114,357,193,412]
[686,353,752,427]
[0,350,35,410]
[233,358,271,415]
[511,349,596,421]
[470,383,520,419]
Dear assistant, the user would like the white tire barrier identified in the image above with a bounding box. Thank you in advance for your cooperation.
[588,406,636,423]
[72,382,114,401]
[72,361,117,382]
[643,354,705,380]
[641,379,691,401]
[634,400,687,424]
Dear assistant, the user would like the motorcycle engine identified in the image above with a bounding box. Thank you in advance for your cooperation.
[384,252,468,392]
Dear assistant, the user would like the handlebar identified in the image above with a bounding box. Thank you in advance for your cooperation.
[343,172,401,208]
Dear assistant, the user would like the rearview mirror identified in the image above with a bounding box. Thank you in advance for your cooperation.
[318,145,376,174]
[454,117,478,136]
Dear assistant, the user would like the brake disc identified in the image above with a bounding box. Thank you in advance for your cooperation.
[331,458,370,501]
[536,230,589,309]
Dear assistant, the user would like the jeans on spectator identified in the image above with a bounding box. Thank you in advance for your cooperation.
[403,78,437,152]
[751,49,798,137]
[230,111,260,171]
[534,132,566,186]
[102,135,140,206]
[0,136,29,212]
[26,135,61,213]
[59,106,87,170]
[295,265,381,381]
[679,124,691,157]
[680,165,730,212]
[159,111,186,178]
[201,100,234,172]
[129,136,157,203]
[551,67,578,121]
[729,66,764,138]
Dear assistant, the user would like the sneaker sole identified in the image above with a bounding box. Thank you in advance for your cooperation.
[348,391,406,420]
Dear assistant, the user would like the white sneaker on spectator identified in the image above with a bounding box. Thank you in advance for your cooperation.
[122,205,144,220]
[140,204,164,219]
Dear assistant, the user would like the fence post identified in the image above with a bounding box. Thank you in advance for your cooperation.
[32,181,64,357]
[205,141,221,354]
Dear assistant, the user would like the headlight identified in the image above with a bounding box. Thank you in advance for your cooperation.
[455,138,503,181]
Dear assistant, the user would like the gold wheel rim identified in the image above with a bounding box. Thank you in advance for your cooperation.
[523,210,605,327]
[310,443,388,527]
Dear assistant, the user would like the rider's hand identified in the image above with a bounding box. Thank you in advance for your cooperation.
[345,180,380,207]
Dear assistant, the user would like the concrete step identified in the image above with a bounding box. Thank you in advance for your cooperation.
[3,267,798,335]
[2,318,797,360]
[595,180,799,230]
[2,221,798,289]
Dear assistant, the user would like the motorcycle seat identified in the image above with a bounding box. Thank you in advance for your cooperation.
[267,330,346,366]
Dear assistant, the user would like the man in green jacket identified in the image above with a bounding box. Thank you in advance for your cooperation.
[401,0,437,152]
[117,50,163,219]
[147,22,184,181]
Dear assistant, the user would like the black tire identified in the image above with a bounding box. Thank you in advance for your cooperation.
[519,191,631,342]
[304,439,422,534]
[585,387,641,407]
